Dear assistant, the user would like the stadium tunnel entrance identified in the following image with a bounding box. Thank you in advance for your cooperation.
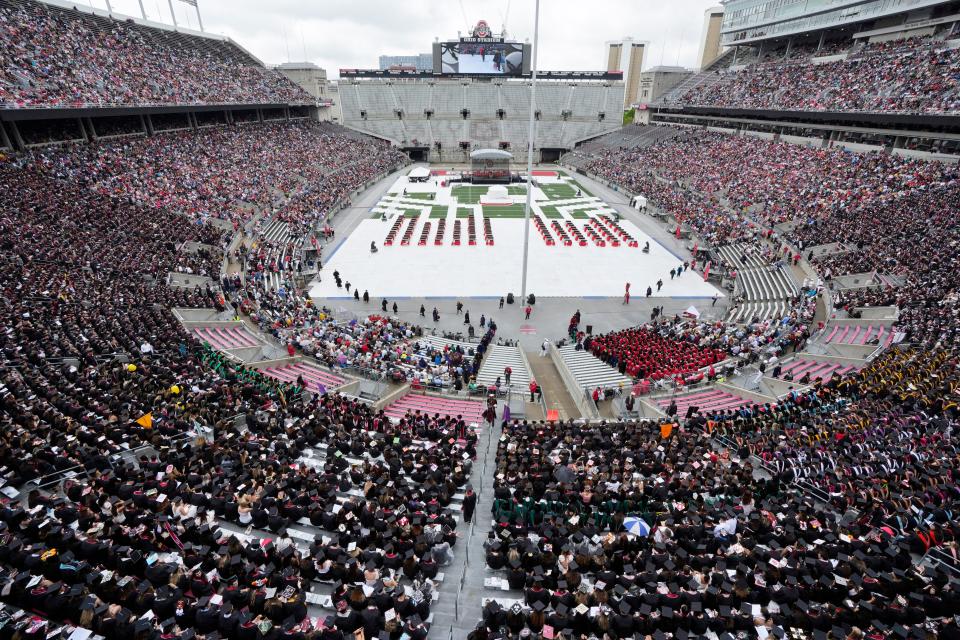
[403,146,429,162]
[539,148,565,163]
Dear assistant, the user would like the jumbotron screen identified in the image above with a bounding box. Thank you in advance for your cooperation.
[440,41,524,75]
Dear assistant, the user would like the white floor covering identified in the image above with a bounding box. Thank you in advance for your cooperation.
[309,175,723,300]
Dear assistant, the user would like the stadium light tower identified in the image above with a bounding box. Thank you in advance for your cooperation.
[519,0,540,307]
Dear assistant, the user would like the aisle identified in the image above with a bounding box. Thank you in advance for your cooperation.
[428,413,498,639]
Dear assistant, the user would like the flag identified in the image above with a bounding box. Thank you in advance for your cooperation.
[660,423,674,439]
[135,413,153,429]
[703,261,711,281]
[675,226,681,239]
[502,404,511,422]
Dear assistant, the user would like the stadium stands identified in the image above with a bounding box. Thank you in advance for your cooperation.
[258,360,347,390]
[655,386,753,415]
[556,344,633,392]
[339,80,622,155]
[0,0,310,107]
[663,35,960,115]
[383,393,486,426]
[770,356,859,383]
[475,344,531,391]
[8,0,960,636]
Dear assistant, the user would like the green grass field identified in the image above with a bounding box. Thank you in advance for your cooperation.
[456,207,474,218]
[570,181,593,197]
[482,204,528,218]
[566,208,593,219]
[507,186,527,195]
[404,192,436,201]
[429,206,448,218]
[539,205,563,219]
[540,183,580,201]
[403,209,422,218]
[451,185,488,204]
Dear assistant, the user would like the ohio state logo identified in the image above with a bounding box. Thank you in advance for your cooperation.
[472,20,492,38]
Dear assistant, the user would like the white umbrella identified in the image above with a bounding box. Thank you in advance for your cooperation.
[623,516,651,537]
[683,305,701,318]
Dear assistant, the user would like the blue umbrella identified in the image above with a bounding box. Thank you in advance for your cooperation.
[623,516,651,537]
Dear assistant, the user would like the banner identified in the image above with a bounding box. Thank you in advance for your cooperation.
[135,413,153,429]
[660,423,674,439]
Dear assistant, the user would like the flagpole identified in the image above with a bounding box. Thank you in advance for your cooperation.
[519,0,540,307]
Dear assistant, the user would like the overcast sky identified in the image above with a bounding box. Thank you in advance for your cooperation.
[100,0,721,77]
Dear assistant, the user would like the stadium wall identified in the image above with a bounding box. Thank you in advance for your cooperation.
[339,80,624,162]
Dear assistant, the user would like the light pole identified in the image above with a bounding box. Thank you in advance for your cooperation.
[519,0,540,307]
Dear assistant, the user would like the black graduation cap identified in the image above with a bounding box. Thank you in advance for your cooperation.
[638,603,651,616]
[690,601,702,613]
[652,631,667,640]
[531,601,547,613]
[555,603,568,616]
[812,630,827,640]
[160,618,176,631]
[719,605,731,617]
[134,619,152,633]
[180,630,195,640]
[661,606,674,619]
[687,577,700,591]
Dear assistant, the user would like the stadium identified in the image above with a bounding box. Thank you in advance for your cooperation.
[1,0,960,637]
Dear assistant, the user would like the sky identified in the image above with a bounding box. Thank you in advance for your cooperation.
[99,0,722,78]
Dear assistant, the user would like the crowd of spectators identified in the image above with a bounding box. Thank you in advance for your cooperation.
[35,122,407,229]
[678,35,960,115]
[583,311,812,386]
[478,341,960,638]
[0,0,311,107]
[582,127,960,348]
[0,115,471,638]
[587,326,728,380]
